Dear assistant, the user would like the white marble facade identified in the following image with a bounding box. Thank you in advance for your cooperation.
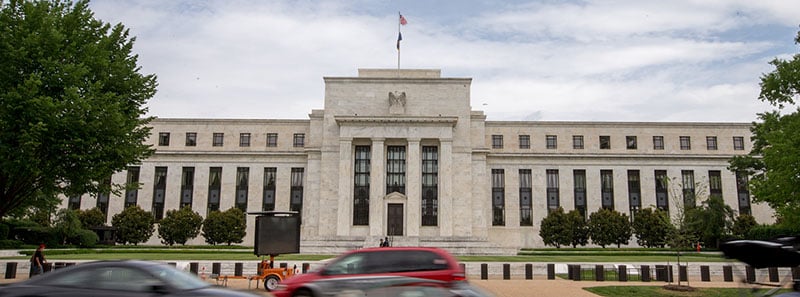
[65,69,772,253]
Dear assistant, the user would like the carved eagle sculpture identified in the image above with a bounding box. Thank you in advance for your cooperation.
[389,91,406,107]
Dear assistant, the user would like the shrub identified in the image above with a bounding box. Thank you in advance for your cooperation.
[158,207,203,246]
[70,229,99,247]
[588,208,631,248]
[111,205,155,245]
[13,226,58,247]
[202,208,246,245]
[0,223,9,240]
[53,209,83,245]
[632,208,673,248]
[539,207,569,248]
[77,208,107,228]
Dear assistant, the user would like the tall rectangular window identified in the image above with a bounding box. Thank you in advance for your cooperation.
[601,170,614,210]
[293,133,305,147]
[290,168,304,213]
[262,168,277,211]
[125,167,140,208]
[491,135,503,149]
[239,133,251,147]
[736,172,751,215]
[653,136,665,150]
[680,136,691,150]
[185,132,197,146]
[733,136,745,150]
[180,167,194,208]
[158,132,170,146]
[599,136,611,149]
[628,170,641,219]
[573,170,586,218]
[208,167,222,214]
[682,170,695,209]
[519,169,532,226]
[152,167,167,220]
[266,133,278,147]
[546,135,557,149]
[97,177,111,220]
[422,146,439,226]
[386,146,406,194]
[353,146,371,226]
[68,195,81,210]
[655,170,668,211]
[519,135,530,149]
[213,133,224,147]
[626,136,637,150]
[491,169,505,226]
[706,136,718,150]
[235,167,249,212]
[709,170,722,200]
[573,135,584,149]
[546,169,560,212]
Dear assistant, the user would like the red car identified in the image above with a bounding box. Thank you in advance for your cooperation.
[272,247,466,297]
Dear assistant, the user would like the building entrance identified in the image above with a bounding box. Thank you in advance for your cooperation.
[387,203,403,236]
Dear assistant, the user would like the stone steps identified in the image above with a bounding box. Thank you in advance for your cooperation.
[300,236,517,256]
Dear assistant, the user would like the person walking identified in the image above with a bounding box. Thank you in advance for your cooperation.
[30,244,46,277]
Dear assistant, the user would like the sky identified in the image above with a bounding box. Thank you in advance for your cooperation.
[88,0,800,122]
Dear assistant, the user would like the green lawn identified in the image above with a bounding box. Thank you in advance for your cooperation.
[585,286,790,297]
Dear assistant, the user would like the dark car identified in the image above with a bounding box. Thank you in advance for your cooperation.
[273,247,465,297]
[0,260,260,297]
[293,276,493,297]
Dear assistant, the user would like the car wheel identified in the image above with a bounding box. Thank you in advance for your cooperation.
[264,275,281,291]
[292,288,314,297]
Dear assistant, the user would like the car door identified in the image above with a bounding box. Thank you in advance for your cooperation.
[32,265,163,297]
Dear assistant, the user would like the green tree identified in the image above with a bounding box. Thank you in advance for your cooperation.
[77,207,107,228]
[632,208,673,248]
[731,214,757,239]
[539,207,569,248]
[565,209,589,248]
[111,205,155,245]
[729,30,800,228]
[202,208,246,246]
[588,208,631,248]
[157,206,203,246]
[52,208,81,245]
[685,195,735,248]
[0,0,157,218]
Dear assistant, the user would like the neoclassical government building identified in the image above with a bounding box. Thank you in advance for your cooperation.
[65,69,771,254]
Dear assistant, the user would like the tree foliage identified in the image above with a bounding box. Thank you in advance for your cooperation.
[588,208,631,248]
[0,0,157,218]
[202,208,246,245]
[53,209,82,245]
[685,195,735,248]
[77,207,107,228]
[731,214,757,239]
[565,210,589,248]
[111,205,154,245]
[729,30,800,227]
[539,208,568,248]
[631,208,673,248]
[157,206,203,246]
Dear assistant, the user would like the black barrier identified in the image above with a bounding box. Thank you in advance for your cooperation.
[769,267,779,282]
[679,265,687,282]
[280,262,288,269]
[480,263,488,280]
[526,264,533,280]
[572,265,582,281]
[793,266,800,280]
[567,265,574,280]
[547,264,555,280]
[168,262,176,266]
[655,265,672,282]
[459,263,466,275]
[212,263,221,275]
[303,263,310,273]
[723,266,733,282]
[641,265,651,282]
[54,262,65,270]
[618,265,627,282]
[595,265,604,281]
[5,262,17,279]
[502,264,510,280]
[66,262,76,266]
[190,262,199,274]
[43,263,52,273]
[700,266,710,282]
[746,266,755,283]
[234,263,243,277]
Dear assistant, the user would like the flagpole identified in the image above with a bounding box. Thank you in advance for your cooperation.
[397,11,401,77]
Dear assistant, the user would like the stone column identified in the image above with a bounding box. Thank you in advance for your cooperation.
[407,138,421,237]
[336,138,353,236]
[439,139,453,236]
[369,138,385,236]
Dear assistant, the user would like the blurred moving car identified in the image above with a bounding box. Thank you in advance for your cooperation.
[273,247,466,297]
[0,260,261,297]
[288,276,493,297]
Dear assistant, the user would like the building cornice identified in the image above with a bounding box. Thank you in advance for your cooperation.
[485,120,751,128]
[334,116,458,127]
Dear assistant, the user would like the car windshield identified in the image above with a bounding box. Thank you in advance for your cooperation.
[147,264,211,290]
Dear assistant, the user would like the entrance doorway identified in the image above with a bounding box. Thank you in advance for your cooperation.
[387,203,403,236]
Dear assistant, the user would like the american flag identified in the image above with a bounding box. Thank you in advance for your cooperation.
[399,14,407,25]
